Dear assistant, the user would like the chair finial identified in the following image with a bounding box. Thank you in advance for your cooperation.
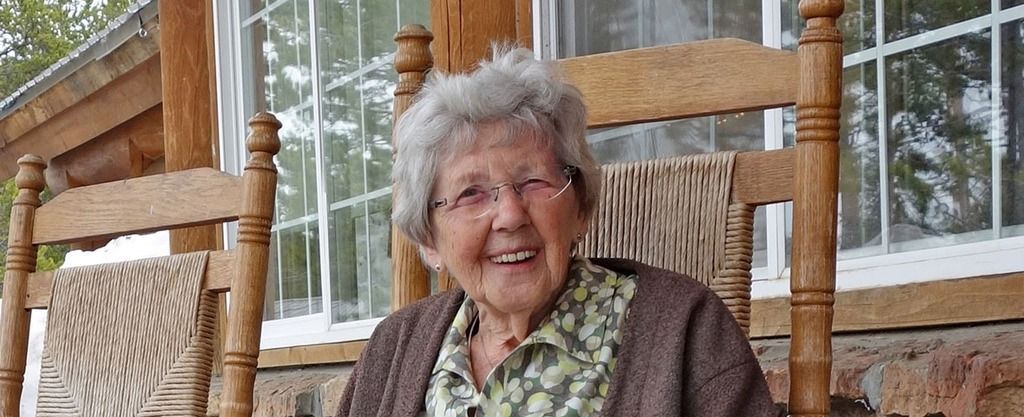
[798,0,844,20]
[15,154,47,207]
[246,112,282,156]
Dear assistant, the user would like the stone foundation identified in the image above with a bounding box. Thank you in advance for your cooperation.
[753,321,1024,417]
[208,321,1024,416]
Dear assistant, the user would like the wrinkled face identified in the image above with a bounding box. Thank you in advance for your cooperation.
[422,123,588,316]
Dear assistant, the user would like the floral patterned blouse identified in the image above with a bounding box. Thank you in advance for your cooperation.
[424,256,638,417]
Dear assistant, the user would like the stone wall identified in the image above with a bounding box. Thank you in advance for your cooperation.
[209,321,1024,417]
[754,321,1024,417]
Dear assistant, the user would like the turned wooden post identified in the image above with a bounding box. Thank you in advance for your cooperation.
[219,113,280,417]
[0,155,45,417]
[791,1,843,416]
[391,24,436,309]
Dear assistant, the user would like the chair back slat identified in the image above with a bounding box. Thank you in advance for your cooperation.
[32,167,242,245]
[561,39,798,129]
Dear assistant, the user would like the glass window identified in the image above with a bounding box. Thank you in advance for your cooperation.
[1001,19,1024,236]
[239,0,429,329]
[885,31,993,251]
[558,0,761,57]
[837,62,883,258]
[884,0,987,42]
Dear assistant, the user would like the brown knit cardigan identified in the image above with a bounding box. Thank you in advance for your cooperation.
[337,258,783,417]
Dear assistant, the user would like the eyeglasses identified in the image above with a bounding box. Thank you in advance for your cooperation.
[430,165,578,219]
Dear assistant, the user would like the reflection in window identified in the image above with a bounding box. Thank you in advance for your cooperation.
[838,63,883,257]
[884,0,987,42]
[1002,19,1024,236]
[558,0,761,57]
[886,31,993,251]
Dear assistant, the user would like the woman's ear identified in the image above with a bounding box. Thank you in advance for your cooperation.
[420,243,442,271]
[574,210,591,240]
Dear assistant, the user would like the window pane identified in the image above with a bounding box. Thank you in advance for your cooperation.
[323,84,365,202]
[317,0,360,78]
[278,222,320,318]
[363,65,397,192]
[838,62,883,258]
[399,0,431,26]
[330,202,367,323]
[367,195,393,318]
[1002,19,1024,236]
[1004,0,1024,9]
[884,0,987,42]
[264,230,282,320]
[265,0,313,112]
[360,0,399,65]
[242,0,268,20]
[275,109,319,222]
[886,31,993,251]
[558,0,640,56]
[558,0,760,58]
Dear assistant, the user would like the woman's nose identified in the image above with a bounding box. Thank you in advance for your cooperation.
[489,186,530,231]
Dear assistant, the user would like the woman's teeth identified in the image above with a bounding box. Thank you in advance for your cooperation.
[490,250,537,264]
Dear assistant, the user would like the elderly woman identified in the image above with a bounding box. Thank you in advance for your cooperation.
[338,49,780,417]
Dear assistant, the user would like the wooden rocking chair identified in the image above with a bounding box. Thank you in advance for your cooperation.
[0,113,282,417]
[390,1,843,416]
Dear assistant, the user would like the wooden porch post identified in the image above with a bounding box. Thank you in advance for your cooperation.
[159,0,219,254]
[429,0,529,74]
[390,1,533,307]
[791,0,844,416]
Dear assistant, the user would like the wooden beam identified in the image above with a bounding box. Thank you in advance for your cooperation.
[430,0,518,74]
[515,0,532,48]
[0,20,160,146]
[160,0,219,255]
[44,104,164,194]
[257,341,367,368]
[750,272,1024,339]
[0,56,162,180]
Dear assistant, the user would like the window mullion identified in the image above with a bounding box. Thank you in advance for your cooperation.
[992,0,1004,238]
[306,0,334,324]
[875,0,891,253]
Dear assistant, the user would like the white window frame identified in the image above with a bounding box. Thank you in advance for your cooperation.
[213,0,408,349]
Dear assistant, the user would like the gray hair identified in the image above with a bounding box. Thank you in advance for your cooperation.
[391,47,600,248]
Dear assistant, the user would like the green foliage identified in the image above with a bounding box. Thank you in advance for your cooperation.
[0,0,131,287]
[0,0,133,99]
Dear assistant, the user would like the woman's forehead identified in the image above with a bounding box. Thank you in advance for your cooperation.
[441,137,559,183]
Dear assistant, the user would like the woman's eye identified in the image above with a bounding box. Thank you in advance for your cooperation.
[459,187,484,198]
[454,187,489,206]
[518,178,551,192]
